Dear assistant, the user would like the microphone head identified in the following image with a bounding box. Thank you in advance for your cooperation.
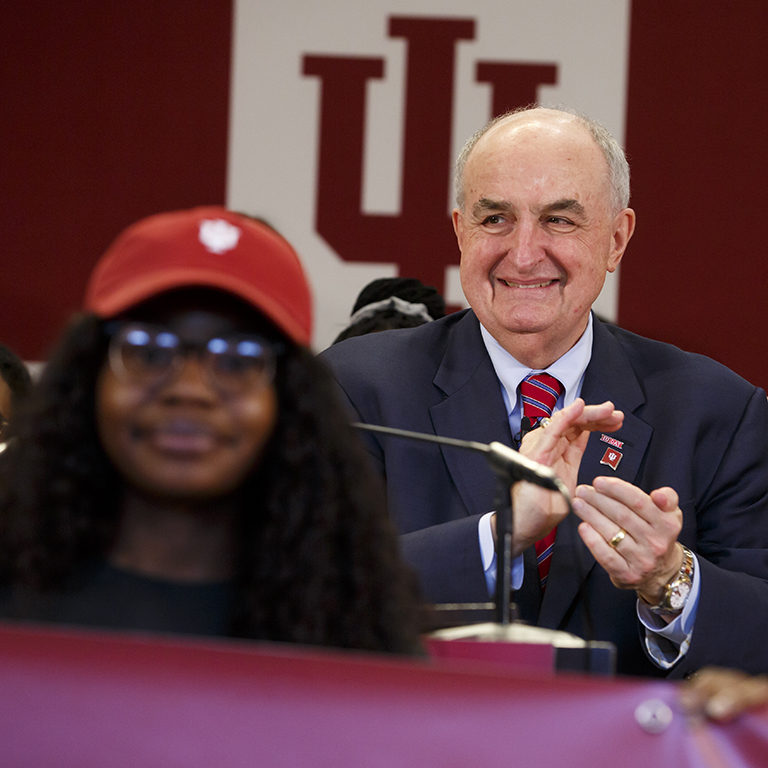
[487,441,560,491]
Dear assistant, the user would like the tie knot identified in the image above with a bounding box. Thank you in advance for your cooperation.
[520,373,563,424]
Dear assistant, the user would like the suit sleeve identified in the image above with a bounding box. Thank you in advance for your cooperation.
[669,386,768,678]
[400,517,490,603]
[321,347,491,604]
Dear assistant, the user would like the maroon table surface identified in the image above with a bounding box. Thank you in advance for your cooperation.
[1,621,766,767]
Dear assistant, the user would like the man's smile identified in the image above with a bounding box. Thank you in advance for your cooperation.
[497,278,558,289]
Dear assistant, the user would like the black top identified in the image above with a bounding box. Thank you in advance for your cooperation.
[0,561,234,637]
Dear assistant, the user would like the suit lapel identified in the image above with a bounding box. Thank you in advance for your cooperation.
[539,319,654,629]
[429,312,513,518]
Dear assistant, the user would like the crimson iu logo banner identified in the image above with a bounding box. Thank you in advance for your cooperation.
[303,16,557,298]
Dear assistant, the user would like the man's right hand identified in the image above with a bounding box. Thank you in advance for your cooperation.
[491,398,623,556]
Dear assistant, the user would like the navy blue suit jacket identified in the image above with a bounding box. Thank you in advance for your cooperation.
[321,311,768,677]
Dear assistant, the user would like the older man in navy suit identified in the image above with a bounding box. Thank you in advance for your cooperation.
[321,107,768,677]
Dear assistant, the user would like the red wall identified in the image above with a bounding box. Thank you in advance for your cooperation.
[1,2,232,359]
[623,1,768,387]
[3,2,768,388]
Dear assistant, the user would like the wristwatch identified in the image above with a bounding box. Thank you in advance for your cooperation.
[640,546,695,615]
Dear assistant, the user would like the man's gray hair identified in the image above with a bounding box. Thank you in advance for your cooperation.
[453,105,631,213]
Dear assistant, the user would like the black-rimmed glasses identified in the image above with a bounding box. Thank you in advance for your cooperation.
[107,322,280,396]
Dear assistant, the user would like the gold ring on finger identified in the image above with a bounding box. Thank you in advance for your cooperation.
[608,529,626,548]
[539,417,552,429]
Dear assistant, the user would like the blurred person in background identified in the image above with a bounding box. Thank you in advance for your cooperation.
[0,343,33,446]
[332,277,445,344]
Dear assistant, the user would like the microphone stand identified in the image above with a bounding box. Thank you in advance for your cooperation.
[352,422,570,626]
[353,422,616,673]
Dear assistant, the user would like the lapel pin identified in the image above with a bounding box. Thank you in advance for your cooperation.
[599,434,624,471]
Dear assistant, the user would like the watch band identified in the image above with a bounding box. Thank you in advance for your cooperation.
[640,546,695,615]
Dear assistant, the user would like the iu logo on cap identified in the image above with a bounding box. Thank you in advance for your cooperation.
[199,219,242,254]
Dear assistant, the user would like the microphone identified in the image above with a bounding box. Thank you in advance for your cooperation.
[352,422,569,498]
[353,421,573,628]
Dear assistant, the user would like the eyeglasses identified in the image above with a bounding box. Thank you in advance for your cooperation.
[107,322,280,396]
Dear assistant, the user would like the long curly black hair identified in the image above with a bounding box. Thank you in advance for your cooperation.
[0,314,423,654]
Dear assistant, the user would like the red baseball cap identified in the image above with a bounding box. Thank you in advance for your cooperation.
[84,207,313,346]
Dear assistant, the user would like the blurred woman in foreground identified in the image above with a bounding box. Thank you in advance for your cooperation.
[0,208,421,654]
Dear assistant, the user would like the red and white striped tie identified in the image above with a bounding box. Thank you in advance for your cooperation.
[520,372,563,590]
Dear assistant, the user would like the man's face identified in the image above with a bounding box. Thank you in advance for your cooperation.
[453,112,634,365]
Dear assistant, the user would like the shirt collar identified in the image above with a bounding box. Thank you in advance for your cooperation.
[479,314,594,416]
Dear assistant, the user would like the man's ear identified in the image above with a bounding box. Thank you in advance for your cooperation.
[452,208,466,248]
[607,208,636,272]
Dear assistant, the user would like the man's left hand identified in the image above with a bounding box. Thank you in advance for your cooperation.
[572,478,684,606]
